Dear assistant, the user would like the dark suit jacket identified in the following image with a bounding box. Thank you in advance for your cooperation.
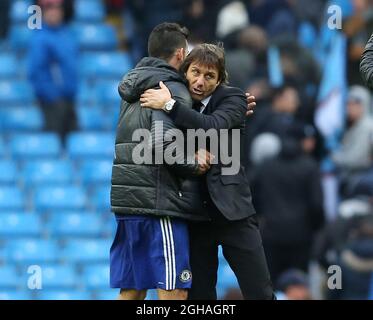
[169,85,256,220]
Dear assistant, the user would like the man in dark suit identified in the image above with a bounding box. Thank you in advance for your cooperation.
[140,43,274,300]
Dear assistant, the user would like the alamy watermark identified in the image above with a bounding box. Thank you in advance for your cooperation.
[27,5,42,30]
[130,121,241,176]
[327,5,343,30]
[327,265,342,290]
[27,265,42,290]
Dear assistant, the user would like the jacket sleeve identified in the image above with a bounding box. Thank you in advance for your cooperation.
[360,33,373,89]
[169,87,247,130]
[151,81,199,177]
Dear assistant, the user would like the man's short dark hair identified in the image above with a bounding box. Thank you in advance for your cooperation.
[180,43,228,84]
[148,22,189,61]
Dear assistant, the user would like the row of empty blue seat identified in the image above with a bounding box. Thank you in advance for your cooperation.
[0,159,112,185]
[0,238,111,264]
[11,0,106,25]
[0,185,110,211]
[0,132,115,158]
[0,264,109,289]
[0,212,114,237]
[0,52,132,80]
[0,106,119,132]
[0,79,125,105]
[8,23,119,52]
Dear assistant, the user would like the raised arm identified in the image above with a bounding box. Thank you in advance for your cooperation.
[141,81,254,131]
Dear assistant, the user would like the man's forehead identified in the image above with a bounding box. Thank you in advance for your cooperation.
[189,61,218,73]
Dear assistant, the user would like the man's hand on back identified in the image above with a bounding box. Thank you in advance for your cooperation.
[140,81,172,109]
[245,93,256,117]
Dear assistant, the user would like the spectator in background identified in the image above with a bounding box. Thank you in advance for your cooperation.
[245,84,303,157]
[181,0,220,44]
[225,26,269,90]
[251,134,324,283]
[360,32,373,89]
[275,269,312,300]
[0,0,10,40]
[327,213,373,300]
[27,0,78,144]
[332,86,373,197]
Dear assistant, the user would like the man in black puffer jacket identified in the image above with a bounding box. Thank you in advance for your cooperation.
[360,33,373,89]
[110,23,210,301]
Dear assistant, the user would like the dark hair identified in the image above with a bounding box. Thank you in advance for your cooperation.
[271,84,298,100]
[148,22,189,61]
[180,43,228,84]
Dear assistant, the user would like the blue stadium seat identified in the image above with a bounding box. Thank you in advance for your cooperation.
[0,137,5,155]
[34,186,87,211]
[0,81,34,105]
[21,159,74,186]
[104,218,116,236]
[31,265,77,289]
[96,80,121,105]
[5,239,59,263]
[0,266,21,288]
[0,213,42,237]
[37,290,91,300]
[145,290,159,300]
[82,264,109,289]
[76,106,106,130]
[9,133,61,159]
[94,289,117,300]
[76,82,96,105]
[9,25,33,51]
[75,24,118,51]
[0,160,17,184]
[217,261,239,299]
[61,239,111,263]
[81,52,133,79]
[10,0,32,24]
[74,0,105,23]
[80,160,112,185]
[103,105,120,130]
[48,212,103,237]
[91,185,111,211]
[0,54,19,78]
[67,132,115,159]
[1,106,43,131]
[0,291,31,300]
[0,186,24,210]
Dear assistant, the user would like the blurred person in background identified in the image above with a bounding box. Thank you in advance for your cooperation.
[181,0,220,44]
[225,26,269,90]
[0,0,10,40]
[27,0,78,144]
[275,269,312,300]
[327,213,373,299]
[331,86,373,198]
[245,84,304,159]
[360,32,373,89]
[251,134,325,283]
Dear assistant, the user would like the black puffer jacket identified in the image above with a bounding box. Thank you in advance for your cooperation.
[360,33,373,89]
[111,57,209,221]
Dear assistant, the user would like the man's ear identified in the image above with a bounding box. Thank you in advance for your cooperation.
[176,48,184,61]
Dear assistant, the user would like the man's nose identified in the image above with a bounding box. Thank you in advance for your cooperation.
[195,75,204,87]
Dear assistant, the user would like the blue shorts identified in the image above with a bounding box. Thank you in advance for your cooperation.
[110,215,192,290]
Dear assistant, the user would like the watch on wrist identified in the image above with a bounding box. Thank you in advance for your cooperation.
[163,99,176,113]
